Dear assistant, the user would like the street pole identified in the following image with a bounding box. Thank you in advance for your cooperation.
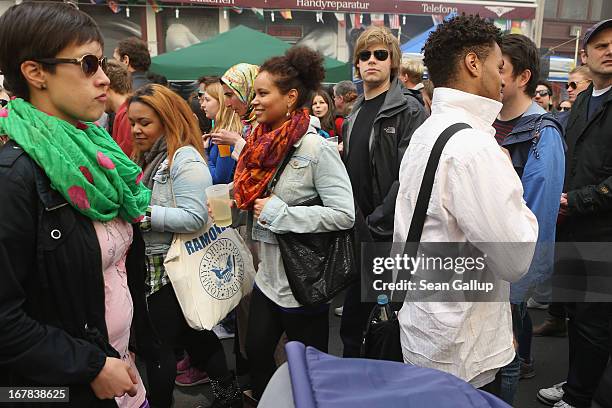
[574,28,581,66]
[534,0,546,47]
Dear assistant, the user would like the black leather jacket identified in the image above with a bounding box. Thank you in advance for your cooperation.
[0,140,152,407]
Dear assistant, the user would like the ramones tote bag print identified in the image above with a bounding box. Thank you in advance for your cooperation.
[163,147,256,330]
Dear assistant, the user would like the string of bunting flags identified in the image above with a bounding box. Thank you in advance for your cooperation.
[80,0,536,20]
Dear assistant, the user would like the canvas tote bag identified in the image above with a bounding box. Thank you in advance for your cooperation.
[164,146,256,330]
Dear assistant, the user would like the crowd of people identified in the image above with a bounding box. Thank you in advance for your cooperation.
[1,2,612,408]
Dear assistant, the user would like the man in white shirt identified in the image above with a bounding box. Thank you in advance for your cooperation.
[394,15,538,395]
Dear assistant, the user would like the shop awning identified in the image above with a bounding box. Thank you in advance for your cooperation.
[150,25,351,82]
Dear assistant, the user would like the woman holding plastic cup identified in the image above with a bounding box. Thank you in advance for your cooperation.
[201,81,242,184]
[210,62,260,162]
[127,84,241,408]
[219,46,355,401]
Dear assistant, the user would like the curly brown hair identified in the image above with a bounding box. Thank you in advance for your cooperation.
[259,46,325,109]
[116,37,151,72]
[423,15,502,88]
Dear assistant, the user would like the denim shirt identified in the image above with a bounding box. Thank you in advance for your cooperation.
[144,145,212,256]
[252,125,355,307]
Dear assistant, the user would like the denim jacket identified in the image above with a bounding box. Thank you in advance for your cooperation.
[144,145,212,256]
[252,122,355,307]
[501,102,565,303]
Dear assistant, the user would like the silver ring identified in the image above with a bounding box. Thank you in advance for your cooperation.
[50,229,61,240]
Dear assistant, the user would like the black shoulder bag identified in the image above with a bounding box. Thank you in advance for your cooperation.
[362,123,472,361]
[267,147,357,307]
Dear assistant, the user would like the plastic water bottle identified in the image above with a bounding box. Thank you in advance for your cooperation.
[371,294,393,325]
[361,294,397,358]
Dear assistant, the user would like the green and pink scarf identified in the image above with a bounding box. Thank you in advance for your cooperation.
[0,99,150,222]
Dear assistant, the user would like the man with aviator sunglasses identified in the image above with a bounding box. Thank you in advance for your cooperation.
[339,26,427,358]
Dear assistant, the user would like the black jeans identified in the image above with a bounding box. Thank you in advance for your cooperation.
[563,302,612,408]
[145,284,229,408]
[339,281,375,357]
[246,287,329,400]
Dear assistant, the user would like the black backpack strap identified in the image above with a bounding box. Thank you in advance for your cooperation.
[403,123,471,256]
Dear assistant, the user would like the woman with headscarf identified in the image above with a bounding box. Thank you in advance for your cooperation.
[210,63,259,162]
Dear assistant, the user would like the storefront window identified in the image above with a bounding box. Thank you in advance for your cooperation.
[560,0,588,20]
[80,4,145,57]
[590,0,603,20]
[544,0,558,18]
[160,7,218,53]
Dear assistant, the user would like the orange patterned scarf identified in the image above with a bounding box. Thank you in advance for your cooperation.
[234,108,311,210]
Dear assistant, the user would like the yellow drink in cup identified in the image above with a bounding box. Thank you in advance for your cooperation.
[218,144,231,157]
[206,184,232,227]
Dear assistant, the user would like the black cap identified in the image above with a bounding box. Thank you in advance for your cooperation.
[583,19,612,48]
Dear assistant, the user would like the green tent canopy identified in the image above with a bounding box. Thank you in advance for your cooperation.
[150,25,351,83]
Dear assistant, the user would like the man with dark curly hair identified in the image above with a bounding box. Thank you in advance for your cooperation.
[114,37,152,91]
[394,15,538,396]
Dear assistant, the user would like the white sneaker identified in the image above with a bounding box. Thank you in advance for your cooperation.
[552,401,575,408]
[527,297,549,310]
[537,382,566,406]
[334,306,343,317]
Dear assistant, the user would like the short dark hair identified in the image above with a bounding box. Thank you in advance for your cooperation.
[500,34,540,97]
[197,75,219,86]
[116,37,151,72]
[146,72,168,87]
[537,80,553,97]
[0,2,104,100]
[423,15,502,88]
[260,46,325,109]
[106,60,132,95]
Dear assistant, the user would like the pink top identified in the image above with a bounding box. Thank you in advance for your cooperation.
[93,219,146,408]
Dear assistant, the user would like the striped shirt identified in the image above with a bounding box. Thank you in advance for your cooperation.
[493,116,520,145]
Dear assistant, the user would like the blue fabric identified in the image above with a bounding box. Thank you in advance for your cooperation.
[499,354,521,405]
[285,342,511,408]
[588,91,609,120]
[206,143,235,185]
[500,103,565,304]
[510,125,565,303]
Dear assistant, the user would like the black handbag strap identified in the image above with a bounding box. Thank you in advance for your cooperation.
[266,146,297,195]
[402,123,471,256]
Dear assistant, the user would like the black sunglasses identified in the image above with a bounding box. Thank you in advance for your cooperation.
[559,106,571,112]
[565,79,591,90]
[198,90,206,98]
[0,99,7,108]
[358,49,390,62]
[535,89,550,97]
[34,54,107,77]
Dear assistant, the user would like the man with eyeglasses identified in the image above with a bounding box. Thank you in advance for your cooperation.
[534,80,554,112]
[339,25,427,358]
[566,65,592,104]
[552,66,593,130]
[537,18,612,408]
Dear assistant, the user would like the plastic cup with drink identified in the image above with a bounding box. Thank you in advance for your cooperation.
[206,184,233,227]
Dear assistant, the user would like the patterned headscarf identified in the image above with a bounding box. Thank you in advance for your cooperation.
[221,63,259,125]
